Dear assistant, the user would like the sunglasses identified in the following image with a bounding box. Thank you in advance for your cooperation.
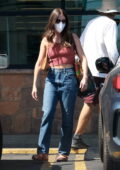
[56,19,66,23]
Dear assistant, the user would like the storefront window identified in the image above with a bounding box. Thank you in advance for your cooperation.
[0,0,119,69]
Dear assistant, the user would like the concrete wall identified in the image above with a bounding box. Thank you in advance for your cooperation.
[0,69,99,135]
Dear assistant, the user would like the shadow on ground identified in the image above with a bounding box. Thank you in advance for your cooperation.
[0,160,62,170]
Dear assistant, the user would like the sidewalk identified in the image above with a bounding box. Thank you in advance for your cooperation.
[3,133,98,148]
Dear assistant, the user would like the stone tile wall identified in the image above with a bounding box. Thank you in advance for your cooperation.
[0,69,98,135]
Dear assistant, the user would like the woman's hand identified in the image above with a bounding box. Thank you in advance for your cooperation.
[31,86,39,101]
[79,76,88,92]
[72,33,88,91]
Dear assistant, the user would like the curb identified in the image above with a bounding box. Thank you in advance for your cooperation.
[3,148,87,154]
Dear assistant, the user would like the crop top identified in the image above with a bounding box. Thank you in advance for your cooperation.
[47,43,75,67]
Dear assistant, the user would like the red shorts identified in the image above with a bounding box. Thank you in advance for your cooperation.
[83,77,105,105]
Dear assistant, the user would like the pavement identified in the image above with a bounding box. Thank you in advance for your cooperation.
[2,133,99,160]
[0,133,101,170]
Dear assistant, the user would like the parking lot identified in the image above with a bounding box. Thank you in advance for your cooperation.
[0,134,103,170]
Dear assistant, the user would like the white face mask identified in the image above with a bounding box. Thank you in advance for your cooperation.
[55,22,66,33]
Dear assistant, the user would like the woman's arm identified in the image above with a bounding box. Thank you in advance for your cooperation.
[32,37,47,101]
[72,33,88,91]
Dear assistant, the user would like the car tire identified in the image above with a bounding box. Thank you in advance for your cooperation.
[0,122,3,160]
[103,127,119,170]
[98,112,103,162]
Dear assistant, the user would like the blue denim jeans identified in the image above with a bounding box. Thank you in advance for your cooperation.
[38,67,78,156]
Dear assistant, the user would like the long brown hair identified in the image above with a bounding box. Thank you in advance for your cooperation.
[43,8,74,47]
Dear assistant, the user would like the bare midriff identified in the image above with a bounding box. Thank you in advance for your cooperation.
[50,64,73,69]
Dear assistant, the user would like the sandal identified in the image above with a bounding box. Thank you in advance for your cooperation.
[32,153,48,162]
[56,154,68,162]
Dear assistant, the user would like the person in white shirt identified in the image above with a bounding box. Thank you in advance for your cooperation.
[80,15,119,78]
[72,2,120,149]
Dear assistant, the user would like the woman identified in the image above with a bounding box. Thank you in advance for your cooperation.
[31,8,88,162]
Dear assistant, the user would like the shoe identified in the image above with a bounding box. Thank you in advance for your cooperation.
[32,153,48,162]
[71,135,89,149]
[56,155,68,162]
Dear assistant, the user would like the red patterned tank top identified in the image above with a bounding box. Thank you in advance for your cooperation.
[47,43,75,67]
